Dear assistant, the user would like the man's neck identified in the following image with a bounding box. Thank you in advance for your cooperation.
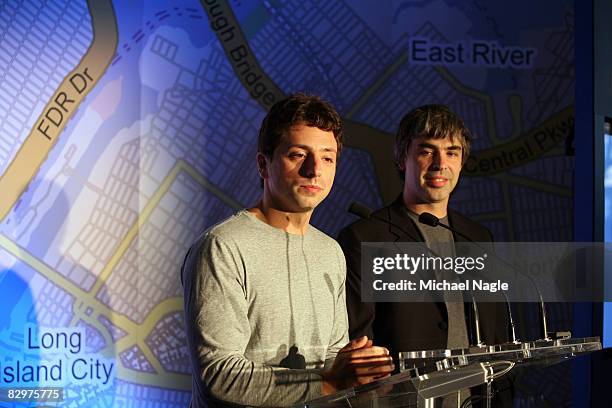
[403,195,448,219]
[248,200,312,235]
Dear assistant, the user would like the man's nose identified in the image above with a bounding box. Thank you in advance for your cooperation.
[430,152,447,171]
[302,154,322,178]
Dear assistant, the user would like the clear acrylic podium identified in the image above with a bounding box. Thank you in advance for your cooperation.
[295,337,601,408]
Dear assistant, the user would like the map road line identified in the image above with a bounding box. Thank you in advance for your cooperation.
[0,233,136,338]
[0,233,185,385]
[0,0,118,221]
[200,0,403,203]
[435,66,500,145]
[90,160,243,298]
[89,162,185,297]
[114,297,183,349]
[346,51,408,119]
[493,172,572,197]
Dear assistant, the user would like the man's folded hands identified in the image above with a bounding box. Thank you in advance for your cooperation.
[322,336,395,396]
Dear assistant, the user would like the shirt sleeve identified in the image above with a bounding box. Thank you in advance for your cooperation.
[324,243,349,366]
[182,233,324,407]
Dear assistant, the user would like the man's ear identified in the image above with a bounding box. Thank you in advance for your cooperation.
[256,152,269,180]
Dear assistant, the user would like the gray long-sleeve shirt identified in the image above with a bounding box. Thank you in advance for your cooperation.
[181,211,348,407]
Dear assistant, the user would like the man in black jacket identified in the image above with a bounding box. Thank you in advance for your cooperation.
[338,104,508,356]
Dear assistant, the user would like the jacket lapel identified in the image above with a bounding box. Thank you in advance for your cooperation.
[386,195,424,243]
[386,196,447,324]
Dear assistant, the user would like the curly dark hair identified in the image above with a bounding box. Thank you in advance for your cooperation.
[258,93,343,158]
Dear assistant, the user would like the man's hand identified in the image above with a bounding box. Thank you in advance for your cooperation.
[321,336,395,396]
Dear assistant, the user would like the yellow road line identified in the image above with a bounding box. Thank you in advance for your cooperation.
[0,0,118,221]
[0,160,244,387]
[346,52,408,119]
[91,159,243,297]
[90,163,183,296]
[115,297,183,349]
[0,233,135,331]
[0,234,137,334]
[112,297,184,378]
[0,235,169,384]
[180,160,243,210]
[0,233,87,297]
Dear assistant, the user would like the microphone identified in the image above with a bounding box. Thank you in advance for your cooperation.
[347,202,484,347]
[418,212,441,227]
[419,212,474,243]
[348,202,374,220]
[418,212,549,343]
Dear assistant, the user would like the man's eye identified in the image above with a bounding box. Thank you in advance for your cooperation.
[419,150,433,156]
[323,157,335,163]
[447,151,461,157]
[289,152,305,158]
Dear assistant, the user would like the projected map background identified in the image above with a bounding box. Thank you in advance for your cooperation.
[0,0,574,406]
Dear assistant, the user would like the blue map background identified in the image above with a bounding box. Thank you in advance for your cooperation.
[0,0,579,406]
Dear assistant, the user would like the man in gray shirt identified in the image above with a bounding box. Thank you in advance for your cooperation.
[182,94,394,407]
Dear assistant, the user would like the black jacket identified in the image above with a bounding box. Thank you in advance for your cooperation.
[338,197,509,356]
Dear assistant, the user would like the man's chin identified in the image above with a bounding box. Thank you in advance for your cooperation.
[294,201,318,212]
[294,193,327,210]
[423,191,452,204]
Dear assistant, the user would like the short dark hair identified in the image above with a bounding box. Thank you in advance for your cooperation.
[258,93,343,158]
[394,104,471,176]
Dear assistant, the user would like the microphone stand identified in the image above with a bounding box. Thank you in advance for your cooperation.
[419,212,551,342]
